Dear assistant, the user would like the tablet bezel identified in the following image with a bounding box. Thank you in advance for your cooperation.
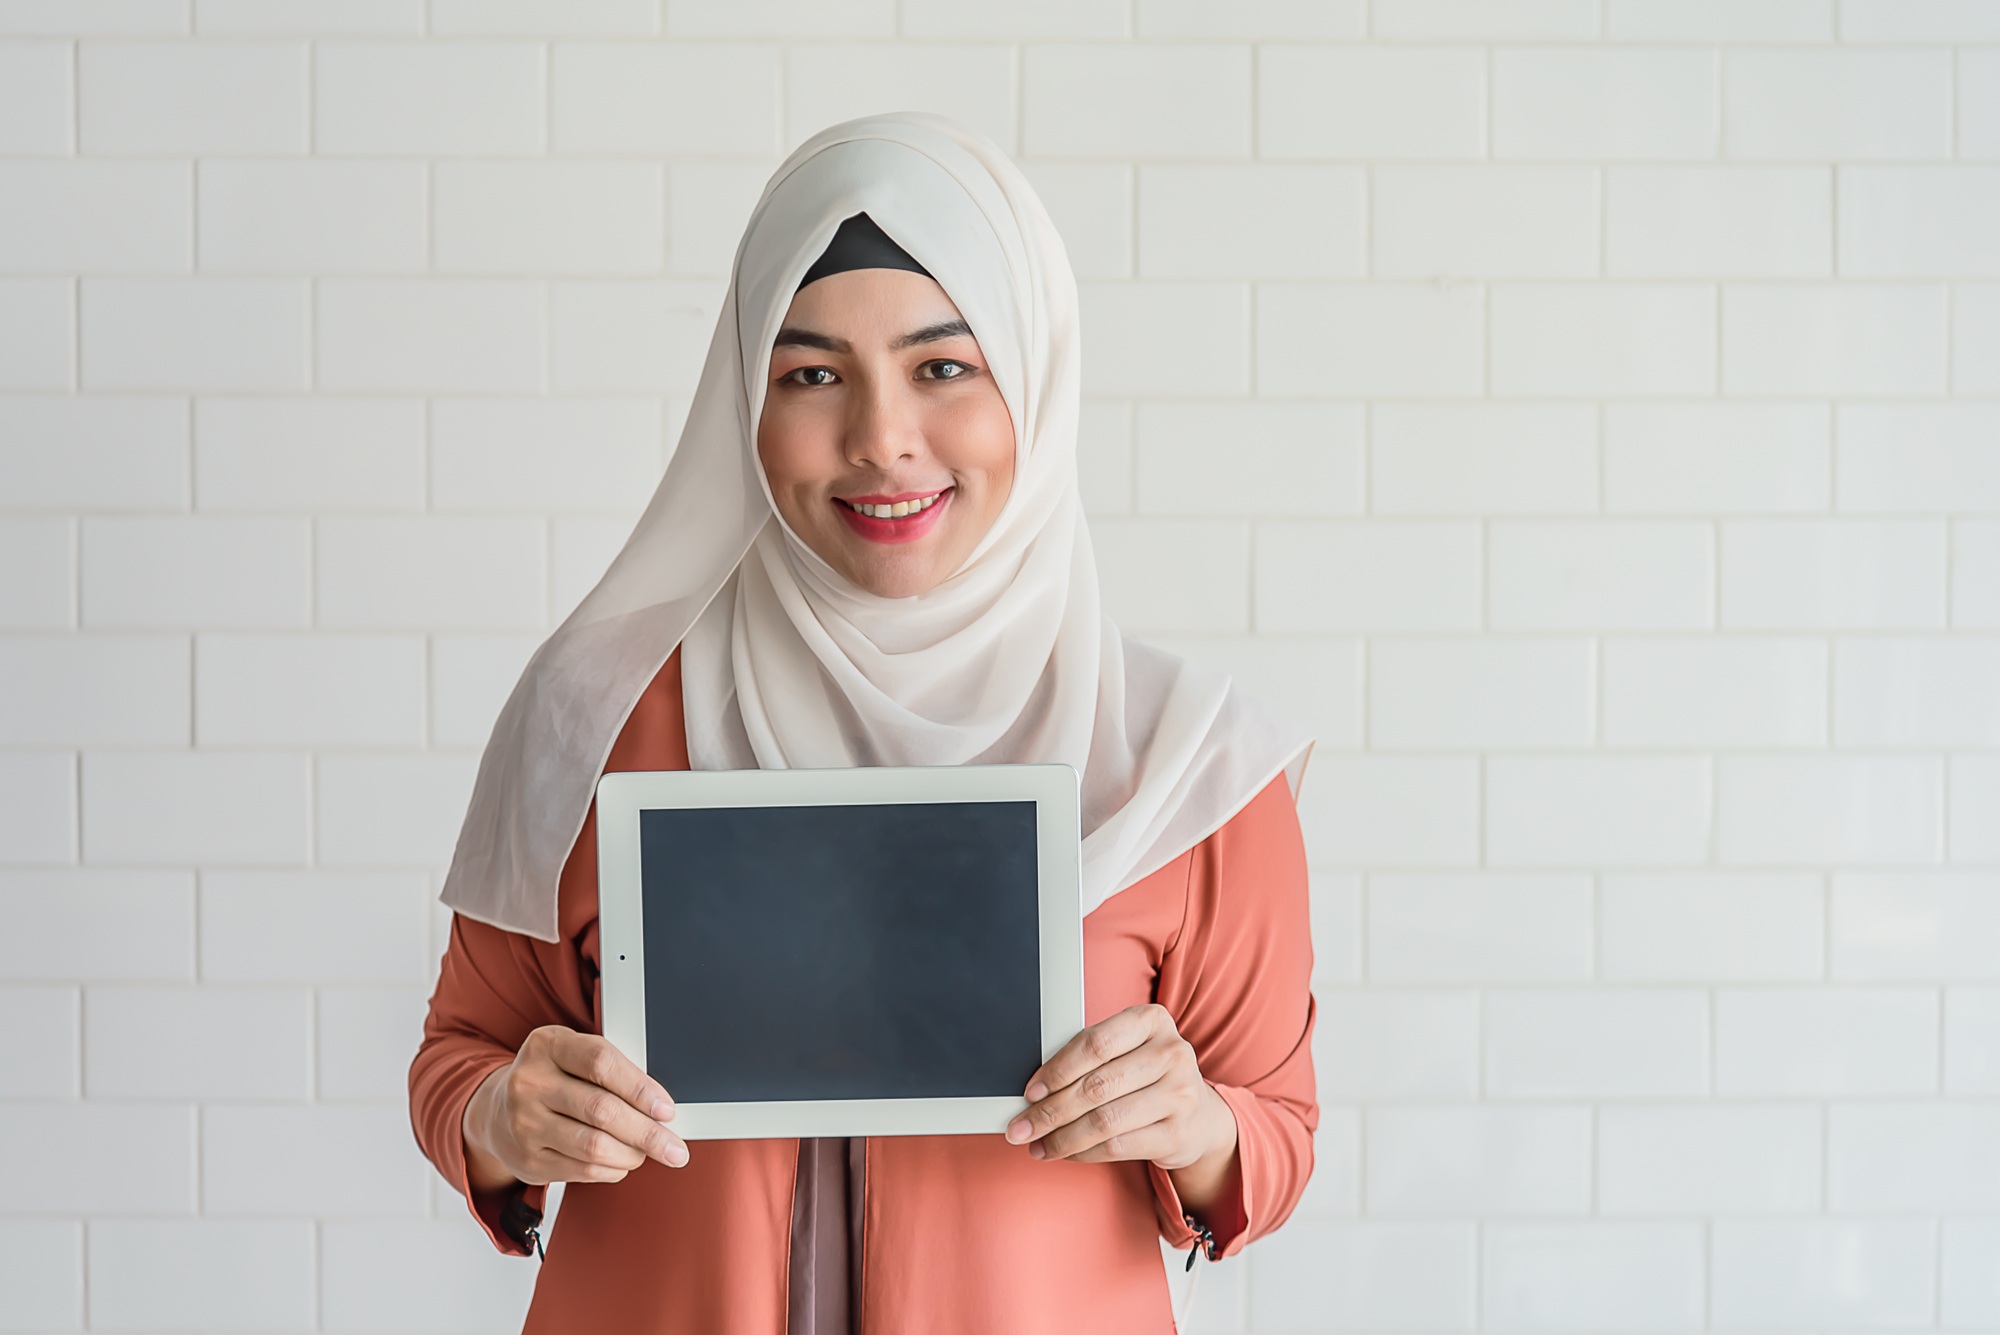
[596,762,1084,1140]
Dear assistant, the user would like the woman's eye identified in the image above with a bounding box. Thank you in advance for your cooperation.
[920,359,973,381]
[784,366,837,387]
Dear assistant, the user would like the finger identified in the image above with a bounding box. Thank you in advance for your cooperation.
[521,1146,640,1187]
[1033,1087,1178,1162]
[1062,1122,1183,1165]
[540,1109,650,1173]
[547,1075,688,1168]
[1023,1004,1162,1104]
[1007,1040,1176,1145]
[548,1030,675,1122]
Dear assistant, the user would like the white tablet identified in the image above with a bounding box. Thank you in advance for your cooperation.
[595,763,1084,1140]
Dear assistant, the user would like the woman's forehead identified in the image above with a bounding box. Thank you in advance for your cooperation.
[777,269,972,345]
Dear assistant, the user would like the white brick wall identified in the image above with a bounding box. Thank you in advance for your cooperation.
[2,3,1994,1331]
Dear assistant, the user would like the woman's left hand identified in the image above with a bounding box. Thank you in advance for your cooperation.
[1004,1004,1238,1196]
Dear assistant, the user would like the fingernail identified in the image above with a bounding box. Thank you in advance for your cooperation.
[1025,1081,1047,1102]
[1005,1119,1030,1144]
[1028,1142,1046,1160]
[651,1099,674,1121]
[665,1142,688,1167]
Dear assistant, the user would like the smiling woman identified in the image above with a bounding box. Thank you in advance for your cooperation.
[410,112,1318,1335]
[758,243,1016,599]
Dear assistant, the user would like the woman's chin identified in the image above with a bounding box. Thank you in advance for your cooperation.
[832,543,954,600]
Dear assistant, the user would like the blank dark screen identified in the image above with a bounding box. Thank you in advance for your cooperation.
[638,800,1042,1102]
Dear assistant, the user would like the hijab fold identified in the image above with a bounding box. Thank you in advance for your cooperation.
[440,113,1312,943]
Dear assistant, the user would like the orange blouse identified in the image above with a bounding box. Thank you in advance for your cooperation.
[409,648,1319,1334]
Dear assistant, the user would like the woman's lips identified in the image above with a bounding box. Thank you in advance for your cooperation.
[834,488,952,545]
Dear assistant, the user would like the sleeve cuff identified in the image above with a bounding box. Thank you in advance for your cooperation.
[1148,1080,1256,1260]
[445,1056,548,1258]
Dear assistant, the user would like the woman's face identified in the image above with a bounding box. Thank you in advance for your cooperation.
[757,268,1016,600]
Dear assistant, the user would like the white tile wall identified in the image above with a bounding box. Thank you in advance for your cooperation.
[1249,1221,1474,1331]
[1722,283,1949,395]
[0,161,191,271]
[201,1103,433,1214]
[1599,872,1826,981]
[1,397,189,510]
[1840,403,2000,512]
[1829,1102,2000,1210]
[80,39,306,155]
[0,767,74,865]
[0,275,70,389]
[320,1220,540,1330]
[1606,167,1832,277]
[0,40,70,153]
[83,985,311,1098]
[1710,1219,1936,1328]
[82,277,310,391]
[1484,988,1708,1098]
[1259,282,1482,397]
[1136,401,1361,515]
[1316,989,1479,1098]
[1597,1104,1822,1213]
[0,984,79,1097]
[1366,1106,1593,1214]
[6,7,1996,1333]
[0,633,190,745]
[0,517,72,628]
[198,161,425,275]
[1966,51,2000,160]
[432,162,666,275]
[1942,1217,2000,1325]
[1601,636,1827,747]
[1481,1223,1705,1330]
[1491,49,1718,160]
[787,43,1018,153]
[1723,49,1953,159]
[1600,401,1832,511]
[1715,987,1939,1095]
[1946,988,2000,1094]
[1384,165,1598,280]
[1,1104,197,1214]
[193,397,425,511]
[1370,404,1598,513]
[87,1220,316,1330]
[0,1219,82,1330]
[1951,755,2000,861]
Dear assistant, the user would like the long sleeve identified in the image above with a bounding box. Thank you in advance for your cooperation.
[1147,772,1320,1259]
[408,651,689,1254]
[407,907,601,1254]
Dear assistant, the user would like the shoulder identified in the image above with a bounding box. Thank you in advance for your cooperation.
[603,645,690,774]
[1188,770,1309,901]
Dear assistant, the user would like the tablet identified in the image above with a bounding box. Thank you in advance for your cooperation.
[595,763,1084,1140]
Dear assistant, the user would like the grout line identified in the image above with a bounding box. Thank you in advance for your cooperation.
[67,36,79,157]
[193,1101,204,1215]
[1951,46,1961,161]
[1249,41,1260,160]
[1479,42,1494,160]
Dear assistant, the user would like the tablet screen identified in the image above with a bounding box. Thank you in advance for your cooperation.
[638,800,1043,1103]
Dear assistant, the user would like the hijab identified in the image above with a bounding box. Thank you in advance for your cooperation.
[440,112,1313,943]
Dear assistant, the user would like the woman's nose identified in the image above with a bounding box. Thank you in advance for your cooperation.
[842,375,924,469]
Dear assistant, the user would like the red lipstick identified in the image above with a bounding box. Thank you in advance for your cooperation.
[833,487,952,545]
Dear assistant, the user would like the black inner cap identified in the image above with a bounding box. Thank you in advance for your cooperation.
[796,212,932,291]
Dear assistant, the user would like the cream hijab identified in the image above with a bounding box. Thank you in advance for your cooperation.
[440,113,1312,943]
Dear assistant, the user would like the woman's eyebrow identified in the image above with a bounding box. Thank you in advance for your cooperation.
[892,318,973,350]
[774,326,849,353]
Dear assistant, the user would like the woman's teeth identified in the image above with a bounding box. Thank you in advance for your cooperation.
[848,493,941,519]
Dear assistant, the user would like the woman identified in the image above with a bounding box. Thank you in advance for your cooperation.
[410,113,1317,1334]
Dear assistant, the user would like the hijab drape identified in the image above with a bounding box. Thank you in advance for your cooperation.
[440,113,1312,943]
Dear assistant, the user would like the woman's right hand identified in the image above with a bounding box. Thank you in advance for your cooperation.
[462,1025,688,1195]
